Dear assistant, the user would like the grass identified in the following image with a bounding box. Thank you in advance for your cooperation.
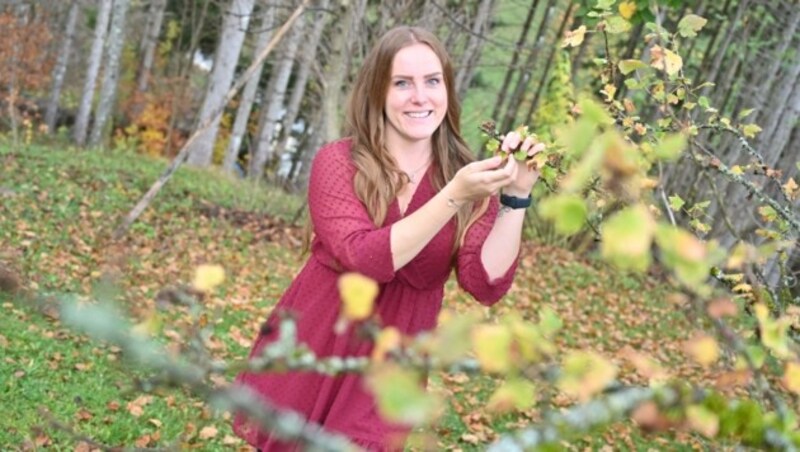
[1,139,729,450]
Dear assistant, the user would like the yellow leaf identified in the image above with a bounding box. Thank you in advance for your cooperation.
[487,378,536,412]
[618,1,636,19]
[472,324,512,373]
[741,123,762,138]
[192,264,225,292]
[371,327,402,363]
[338,273,379,321]
[783,178,799,200]
[199,426,218,440]
[561,25,586,48]
[686,405,719,438]
[685,333,719,367]
[557,351,617,401]
[650,46,683,75]
[367,364,439,424]
[783,362,800,394]
[730,165,744,175]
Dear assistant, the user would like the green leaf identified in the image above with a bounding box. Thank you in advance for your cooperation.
[678,14,708,38]
[472,324,513,373]
[538,194,588,235]
[668,195,685,212]
[605,16,632,34]
[594,0,615,10]
[558,351,617,402]
[618,59,648,75]
[367,365,439,424]
[654,133,687,161]
[579,96,615,125]
[738,108,756,119]
[537,306,563,338]
[624,78,640,90]
[698,96,710,109]
[741,123,762,138]
[655,224,711,288]
[600,204,656,271]
[754,304,792,359]
[687,405,719,437]
[488,378,536,412]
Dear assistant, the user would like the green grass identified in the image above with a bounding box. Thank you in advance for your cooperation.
[1,140,718,450]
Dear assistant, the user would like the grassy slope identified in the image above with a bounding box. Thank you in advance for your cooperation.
[0,141,723,450]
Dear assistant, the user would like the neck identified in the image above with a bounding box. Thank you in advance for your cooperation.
[385,135,432,167]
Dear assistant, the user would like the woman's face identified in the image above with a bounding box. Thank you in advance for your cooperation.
[384,43,448,149]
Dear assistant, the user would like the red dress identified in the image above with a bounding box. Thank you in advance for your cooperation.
[234,139,518,450]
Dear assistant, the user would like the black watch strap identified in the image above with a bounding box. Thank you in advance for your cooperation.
[499,193,532,209]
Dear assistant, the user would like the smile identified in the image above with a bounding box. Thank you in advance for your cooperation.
[405,111,432,118]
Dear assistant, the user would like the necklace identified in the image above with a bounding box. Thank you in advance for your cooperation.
[405,156,431,184]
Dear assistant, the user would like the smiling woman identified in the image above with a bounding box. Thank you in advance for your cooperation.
[233,26,545,451]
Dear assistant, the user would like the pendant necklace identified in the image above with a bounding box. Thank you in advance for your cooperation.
[405,157,431,184]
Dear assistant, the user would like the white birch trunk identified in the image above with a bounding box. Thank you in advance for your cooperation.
[89,0,132,147]
[73,0,112,146]
[248,16,306,180]
[44,0,79,133]
[222,2,276,173]
[274,0,329,164]
[186,0,256,167]
[135,0,167,93]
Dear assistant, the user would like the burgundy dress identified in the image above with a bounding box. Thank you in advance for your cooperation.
[234,139,518,450]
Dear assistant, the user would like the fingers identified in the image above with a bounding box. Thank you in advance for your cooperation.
[471,155,504,171]
[501,131,521,152]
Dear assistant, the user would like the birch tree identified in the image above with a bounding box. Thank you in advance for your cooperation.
[222,2,276,173]
[454,0,496,100]
[186,0,256,167]
[135,0,168,94]
[88,0,132,147]
[249,13,306,180]
[44,0,79,134]
[73,0,112,146]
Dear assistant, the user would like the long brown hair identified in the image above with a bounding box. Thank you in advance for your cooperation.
[346,26,488,252]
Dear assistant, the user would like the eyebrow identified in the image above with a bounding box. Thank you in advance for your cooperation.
[391,72,443,79]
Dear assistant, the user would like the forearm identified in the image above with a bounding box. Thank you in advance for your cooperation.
[480,201,525,281]
[390,186,461,270]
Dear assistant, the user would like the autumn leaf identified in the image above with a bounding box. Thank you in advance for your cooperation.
[741,123,762,138]
[783,362,800,394]
[782,177,798,200]
[686,405,719,438]
[707,298,737,318]
[677,14,708,38]
[471,324,513,373]
[371,326,402,363]
[538,194,588,235]
[561,25,586,48]
[600,204,656,272]
[650,46,683,75]
[487,378,536,413]
[366,364,439,424]
[338,273,378,321]
[618,1,636,19]
[654,133,686,161]
[192,264,225,292]
[557,351,617,402]
[754,303,792,358]
[618,59,648,75]
[685,333,719,367]
[199,425,218,440]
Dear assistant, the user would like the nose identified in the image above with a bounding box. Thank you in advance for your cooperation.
[410,84,428,104]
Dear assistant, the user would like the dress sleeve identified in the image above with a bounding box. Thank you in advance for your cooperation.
[455,196,518,305]
[308,141,396,283]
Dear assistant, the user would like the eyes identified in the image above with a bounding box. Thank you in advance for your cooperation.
[392,77,442,88]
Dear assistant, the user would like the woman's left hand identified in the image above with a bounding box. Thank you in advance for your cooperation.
[499,131,546,197]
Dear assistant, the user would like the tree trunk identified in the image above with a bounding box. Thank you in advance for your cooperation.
[135,0,168,94]
[525,1,574,122]
[222,2,276,173]
[88,0,132,147]
[490,0,538,123]
[186,0,257,167]
[454,0,496,100]
[249,15,306,180]
[697,0,749,102]
[274,0,330,168]
[321,0,366,144]
[499,0,555,133]
[73,0,112,146]
[764,62,800,167]
[44,0,79,134]
[417,0,446,33]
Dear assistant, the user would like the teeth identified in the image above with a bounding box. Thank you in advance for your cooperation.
[406,111,431,118]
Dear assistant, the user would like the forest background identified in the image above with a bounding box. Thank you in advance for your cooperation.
[1,0,799,450]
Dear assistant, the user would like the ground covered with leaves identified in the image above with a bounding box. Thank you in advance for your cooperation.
[1,143,728,450]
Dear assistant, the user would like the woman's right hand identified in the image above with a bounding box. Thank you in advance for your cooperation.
[445,155,517,205]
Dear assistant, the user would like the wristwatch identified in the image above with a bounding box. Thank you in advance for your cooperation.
[500,193,533,209]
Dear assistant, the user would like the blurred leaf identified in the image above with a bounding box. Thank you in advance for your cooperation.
[686,405,719,438]
[605,16,632,34]
[561,25,586,47]
[754,304,791,359]
[618,1,636,19]
[338,273,378,321]
[472,324,513,373]
[600,204,655,272]
[557,351,617,402]
[618,59,648,75]
[487,378,536,413]
[668,195,685,212]
[678,14,707,38]
[367,365,438,424]
[193,264,225,292]
[655,225,711,288]
[741,123,762,138]
[371,327,401,363]
[685,333,720,367]
[654,134,686,161]
[783,362,800,394]
[650,46,683,75]
[538,194,588,235]
[537,306,563,337]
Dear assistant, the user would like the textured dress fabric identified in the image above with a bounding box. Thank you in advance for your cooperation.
[233,139,518,451]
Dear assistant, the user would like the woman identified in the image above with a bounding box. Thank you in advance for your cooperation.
[234,26,543,450]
